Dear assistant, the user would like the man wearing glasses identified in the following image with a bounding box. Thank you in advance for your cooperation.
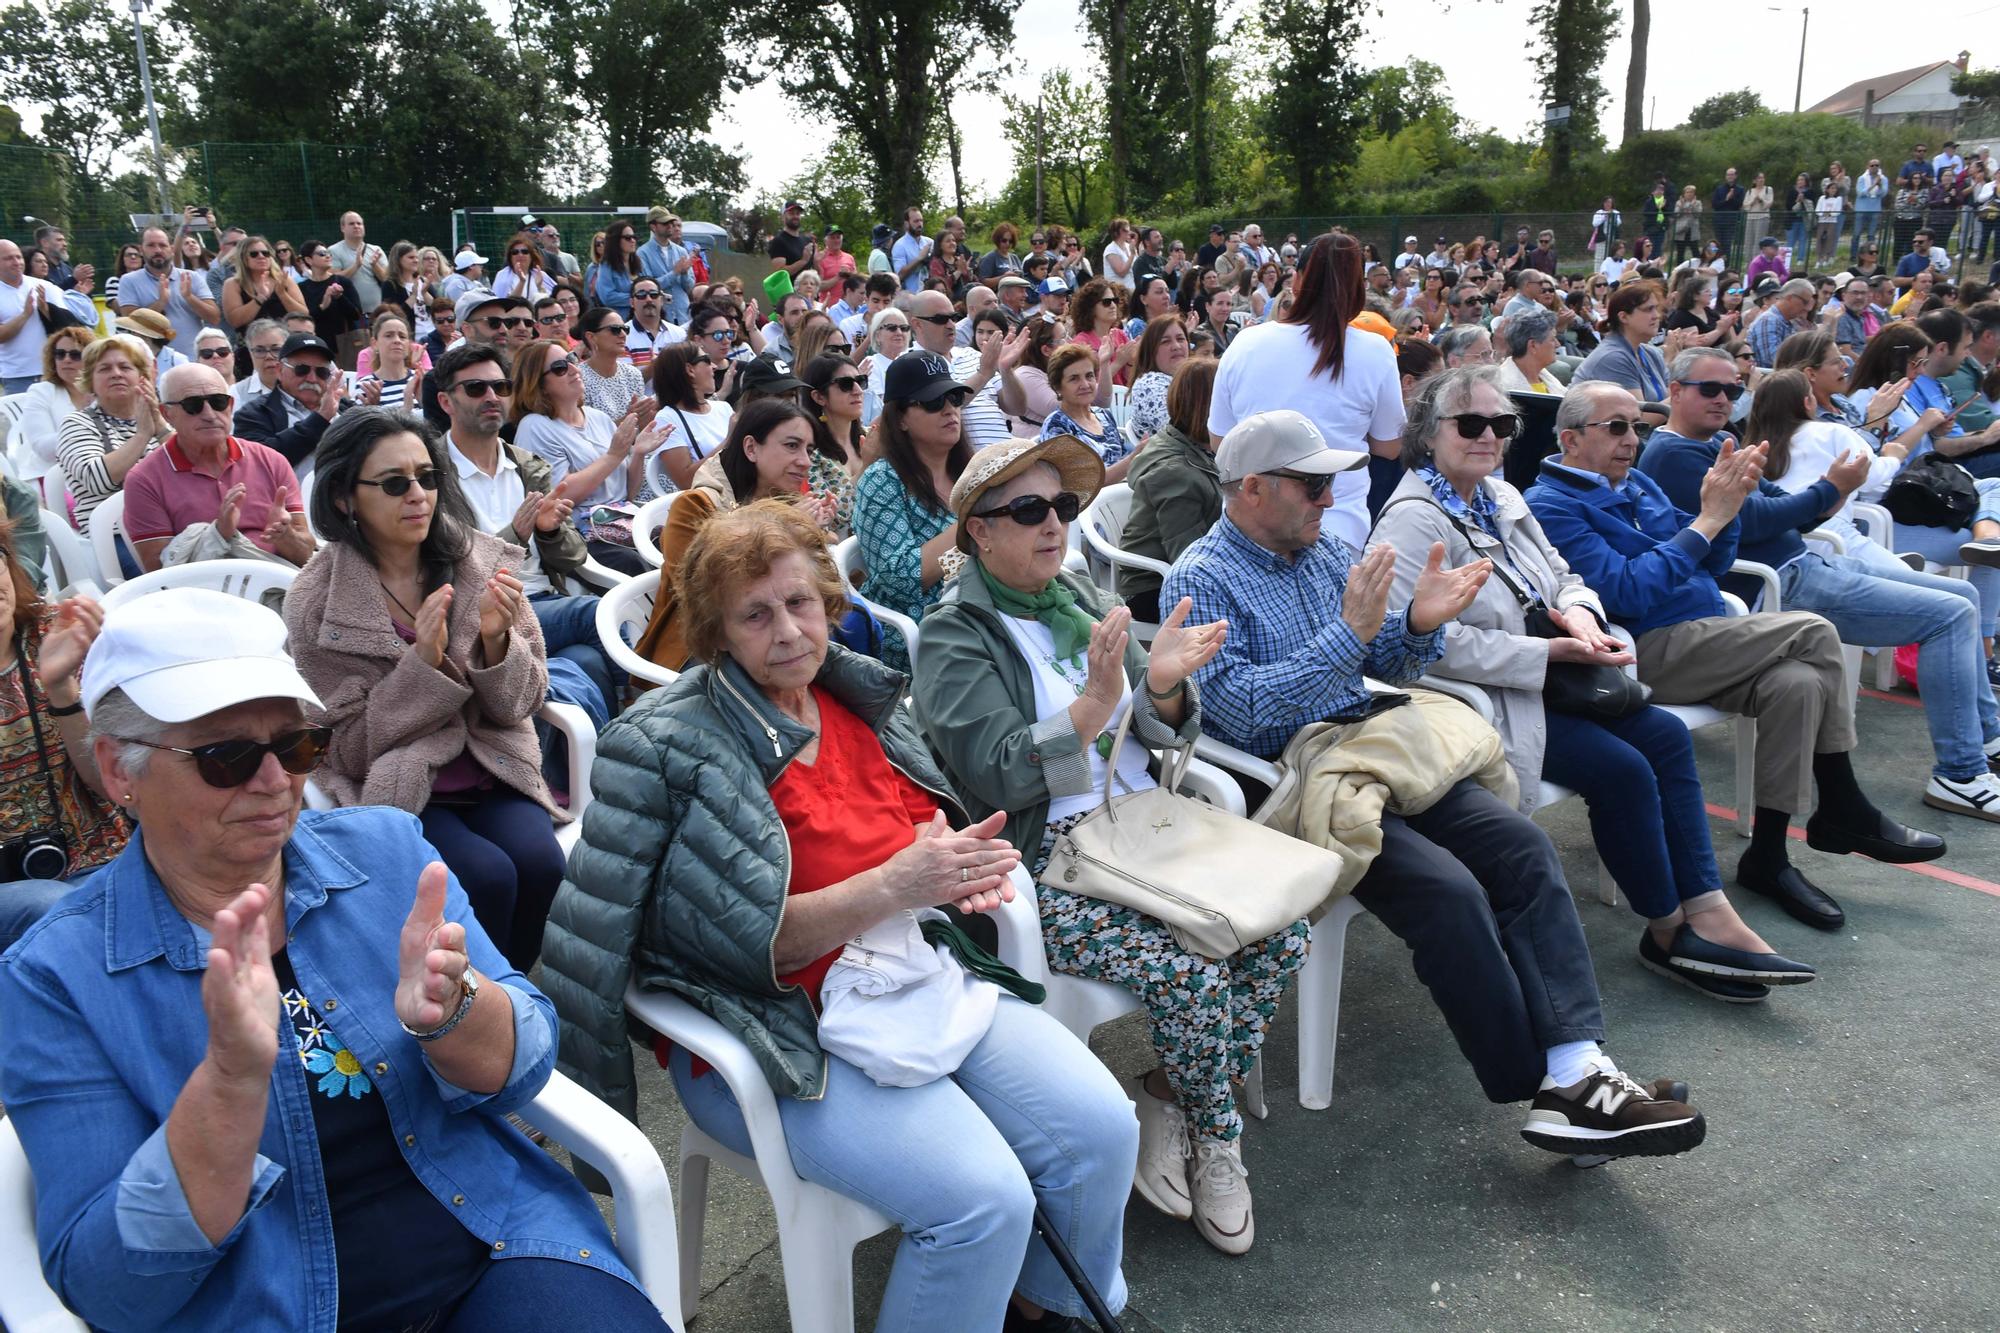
[625,277,684,369]
[231,318,290,409]
[1530,378,1944,932]
[234,332,347,470]
[123,362,316,572]
[909,289,1008,446]
[637,207,697,322]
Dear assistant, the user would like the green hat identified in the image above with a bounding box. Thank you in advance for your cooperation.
[762,269,794,307]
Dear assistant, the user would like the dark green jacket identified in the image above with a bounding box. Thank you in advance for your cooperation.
[913,562,1201,857]
[541,645,964,1113]
[1119,424,1220,604]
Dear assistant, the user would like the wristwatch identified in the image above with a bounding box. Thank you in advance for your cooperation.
[401,969,479,1043]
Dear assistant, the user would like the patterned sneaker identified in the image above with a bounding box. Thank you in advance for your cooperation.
[1124,1074,1192,1220]
[1520,1061,1706,1159]
[1190,1139,1255,1256]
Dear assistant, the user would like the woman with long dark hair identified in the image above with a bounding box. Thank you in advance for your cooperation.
[585,220,642,318]
[802,352,867,536]
[1206,231,1404,551]
[650,334,735,491]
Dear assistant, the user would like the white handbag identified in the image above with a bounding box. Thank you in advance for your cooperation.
[1035,710,1340,959]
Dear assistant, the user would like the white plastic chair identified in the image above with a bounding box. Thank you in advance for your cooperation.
[630,493,675,569]
[593,568,679,695]
[37,507,100,591]
[0,1073,681,1333]
[1076,483,1168,639]
[571,553,631,592]
[829,536,921,666]
[627,984,894,1333]
[101,558,298,610]
[86,490,125,587]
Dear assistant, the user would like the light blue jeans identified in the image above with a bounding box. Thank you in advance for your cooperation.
[669,996,1136,1332]
[0,877,71,951]
[1781,549,2000,780]
[1870,474,2000,637]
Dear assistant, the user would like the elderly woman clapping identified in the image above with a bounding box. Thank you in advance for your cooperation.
[0,589,666,1331]
[1370,365,1814,1001]
[913,437,1308,1256]
[545,500,1138,1333]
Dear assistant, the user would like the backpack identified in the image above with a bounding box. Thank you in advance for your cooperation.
[1883,452,1980,529]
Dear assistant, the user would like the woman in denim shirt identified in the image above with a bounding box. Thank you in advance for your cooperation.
[0,589,667,1332]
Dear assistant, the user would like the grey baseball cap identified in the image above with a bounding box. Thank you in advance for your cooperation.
[1214,409,1370,484]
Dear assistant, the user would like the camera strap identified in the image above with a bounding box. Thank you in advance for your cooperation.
[13,637,70,839]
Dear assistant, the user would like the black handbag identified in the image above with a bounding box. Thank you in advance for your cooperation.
[1883,451,1980,530]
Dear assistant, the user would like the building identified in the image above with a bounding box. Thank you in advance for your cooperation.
[1806,54,1974,128]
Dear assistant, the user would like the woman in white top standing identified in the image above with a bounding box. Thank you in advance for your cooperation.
[1100,217,1137,292]
[648,341,732,493]
[490,230,557,303]
[1206,231,1404,552]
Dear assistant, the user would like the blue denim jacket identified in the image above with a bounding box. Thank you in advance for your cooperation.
[0,807,636,1332]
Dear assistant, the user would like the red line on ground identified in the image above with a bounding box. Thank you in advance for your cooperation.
[1859,687,1924,709]
[1703,802,2000,899]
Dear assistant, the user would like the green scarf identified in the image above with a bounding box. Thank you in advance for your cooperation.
[979,563,1096,669]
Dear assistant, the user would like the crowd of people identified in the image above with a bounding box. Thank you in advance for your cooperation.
[0,155,1996,1329]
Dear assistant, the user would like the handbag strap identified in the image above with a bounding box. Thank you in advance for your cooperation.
[1377,497,1545,613]
[1094,698,1193,824]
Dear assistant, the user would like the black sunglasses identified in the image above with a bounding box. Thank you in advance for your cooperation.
[594,322,629,336]
[911,313,956,326]
[537,314,568,327]
[283,361,333,380]
[451,377,511,398]
[910,388,970,411]
[1580,418,1641,436]
[1266,470,1335,500]
[51,346,84,362]
[168,393,233,415]
[973,492,1083,525]
[479,316,530,330]
[117,726,332,789]
[509,247,532,256]
[356,469,443,497]
[1674,379,1747,402]
[826,374,864,392]
[1446,412,1522,440]
[633,290,663,300]
[543,356,576,377]
[197,347,234,360]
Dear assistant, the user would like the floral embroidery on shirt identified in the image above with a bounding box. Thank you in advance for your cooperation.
[283,981,373,1099]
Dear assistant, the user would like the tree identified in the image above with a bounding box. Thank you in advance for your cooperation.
[1356,63,1456,140]
[164,0,385,144]
[1684,88,1768,131]
[0,0,157,226]
[757,0,1021,222]
[1622,0,1649,141]
[516,0,742,202]
[1260,0,1371,209]
[1001,71,1109,230]
[1529,0,1618,176]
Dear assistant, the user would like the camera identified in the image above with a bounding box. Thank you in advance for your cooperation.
[0,829,70,883]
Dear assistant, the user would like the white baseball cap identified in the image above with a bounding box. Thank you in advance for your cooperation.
[81,588,321,723]
[454,251,489,271]
[1214,410,1370,484]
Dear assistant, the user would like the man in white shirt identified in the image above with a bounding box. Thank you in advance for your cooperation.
[625,276,685,369]
[326,211,390,312]
[1239,224,1274,269]
[842,273,899,342]
[1933,141,1965,180]
[1393,236,1424,271]
[114,227,221,359]
[440,250,488,303]
[953,283,998,347]
[891,207,932,293]
[0,239,98,392]
[1423,236,1452,269]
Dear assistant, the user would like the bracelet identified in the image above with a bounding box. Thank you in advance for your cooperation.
[45,697,84,717]
[1144,679,1186,701]
[400,969,480,1043]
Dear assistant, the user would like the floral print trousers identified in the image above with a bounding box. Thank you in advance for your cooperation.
[1036,817,1311,1142]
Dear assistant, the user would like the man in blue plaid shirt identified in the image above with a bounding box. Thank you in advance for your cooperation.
[1162,409,1710,1163]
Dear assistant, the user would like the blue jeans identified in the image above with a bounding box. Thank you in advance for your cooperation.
[1,375,38,395]
[1852,210,1883,257]
[530,591,613,720]
[1541,707,1722,921]
[440,1257,670,1330]
[1782,550,2000,780]
[419,789,567,972]
[1864,506,2000,638]
[669,996,1135,1332]
[0,877,72,951]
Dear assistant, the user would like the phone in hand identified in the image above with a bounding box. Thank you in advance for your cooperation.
[1889,344,1914,380]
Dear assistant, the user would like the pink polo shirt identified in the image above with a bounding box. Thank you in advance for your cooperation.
[121,433,303,554]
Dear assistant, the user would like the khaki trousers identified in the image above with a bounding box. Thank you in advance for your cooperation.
[1634,611,1855,815]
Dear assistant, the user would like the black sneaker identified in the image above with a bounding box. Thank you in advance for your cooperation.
[1520,1063,1706,1158]
[1002,1305,1091,1333]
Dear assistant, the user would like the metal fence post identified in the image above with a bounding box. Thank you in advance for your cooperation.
[300,142,317,222]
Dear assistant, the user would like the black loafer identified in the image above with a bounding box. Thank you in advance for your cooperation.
[1647,924,1816,985]
[1736,856,1846,931]
[1638,933,1774,1003]
[1804,809,1946,864]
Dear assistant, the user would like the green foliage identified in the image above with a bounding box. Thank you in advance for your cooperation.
[998,71,1112,232]
[1951,68,2000,101]
[1529,0,1618,174]
[774,136,886,247]
[1684,89,1769,131]
[1260,0,1371,208]
[0,0,157,229]
[1356,62,1458,140]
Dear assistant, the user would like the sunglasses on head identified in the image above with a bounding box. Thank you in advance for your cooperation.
[973,492,1082,525]
[284,360,333,380]
[451,377,511,398]
[118,726,332,789]
[169,393,233,415]
[910,387,970,411]
[356,468,443,497]
[1674,378,1746,402]
[1446,412,1521,440]
[1265,469,1335,500]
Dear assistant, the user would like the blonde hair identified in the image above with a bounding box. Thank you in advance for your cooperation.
[41,324,97,382]
[81,334,155,396]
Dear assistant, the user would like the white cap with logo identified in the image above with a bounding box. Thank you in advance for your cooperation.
[1214,409,1371,485]
[81,588,321,723]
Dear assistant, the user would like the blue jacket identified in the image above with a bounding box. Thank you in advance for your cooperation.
[0,808,635,1332]
[1638,428,1840,605]
[1524,460,1736,635]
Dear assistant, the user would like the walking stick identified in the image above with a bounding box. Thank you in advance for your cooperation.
[1031,1201,1124,1332]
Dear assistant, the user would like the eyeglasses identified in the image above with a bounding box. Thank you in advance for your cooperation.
[972,492,1082,525]
[283,360,333,380]
[478,316,530,331]
[451,377,511,398]
[633,291,662,301]
[878,322,909,333]
[537,314,568,327]
[51,346,83,362]
[244,249,271,259]
[910,388,970,412]
[595,323,628,336]
[1265,470,1335,501]
[1445,412,1521,440]
[509,247,532,256]
[168,393,233,415]
[543,356,576,377]
[911,313,955,326]
[825,341,853,355]
[249,343,285,357]
[1098,297,1119,307]
[826,374,864,392]
[1673,378,1746,402]
[356,469,443,497]
[116,726,332,789]
[1580,418,1641,436]
[198,346,234,361]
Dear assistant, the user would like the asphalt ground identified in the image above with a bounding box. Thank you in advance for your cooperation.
[610,678,2000,1333]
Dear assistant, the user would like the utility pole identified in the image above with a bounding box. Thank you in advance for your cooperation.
[1034,94,1045,228]
[129,0,169,213]
[1793,7,1809,114]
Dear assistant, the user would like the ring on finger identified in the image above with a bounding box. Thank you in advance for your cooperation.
[960,866,971,884]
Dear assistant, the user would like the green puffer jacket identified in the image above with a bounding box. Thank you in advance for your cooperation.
[913,562,1202,858]
[541,644,966,1113]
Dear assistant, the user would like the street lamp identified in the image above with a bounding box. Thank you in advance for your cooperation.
[128,0,169,213]
[1768,5,1810,114]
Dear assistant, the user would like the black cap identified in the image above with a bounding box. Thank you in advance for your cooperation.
[279,332,333,360]
[1209,223,1225,234]
[883,351,960,406]
[736,354,806,395]
[872,223,894,244]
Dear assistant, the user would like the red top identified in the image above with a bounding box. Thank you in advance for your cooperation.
[659,686,941,1076]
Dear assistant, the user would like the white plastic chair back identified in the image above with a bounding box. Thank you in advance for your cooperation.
[594,568,679,690]
[37,508,100,592]
[0,1116,87,1331]
[632,493,675,570]
[87,490,125,587]
[830,536,921,666]
[101,559,297,611]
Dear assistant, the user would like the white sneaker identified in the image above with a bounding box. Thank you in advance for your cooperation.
[1124,1074,1192,1220]
[1190,1139,1254,1255]
[1923,771,2000,822]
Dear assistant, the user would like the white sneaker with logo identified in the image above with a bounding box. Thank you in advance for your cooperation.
[1190,1138,1254,1255]
[1923,771,2000,822]
[1124,1074,1192,1220]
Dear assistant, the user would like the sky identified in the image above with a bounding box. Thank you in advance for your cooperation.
[703,0,1996,198]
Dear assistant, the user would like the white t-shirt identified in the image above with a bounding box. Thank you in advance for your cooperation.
[447,434,553,595]
[513,407,626,508]
[657,400,732,492]
[948,346,1012,448]
[998,614,1154,823]
[1208,320,1404,551]
[1101,241,1136,290]
[1597,257,1627,285]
